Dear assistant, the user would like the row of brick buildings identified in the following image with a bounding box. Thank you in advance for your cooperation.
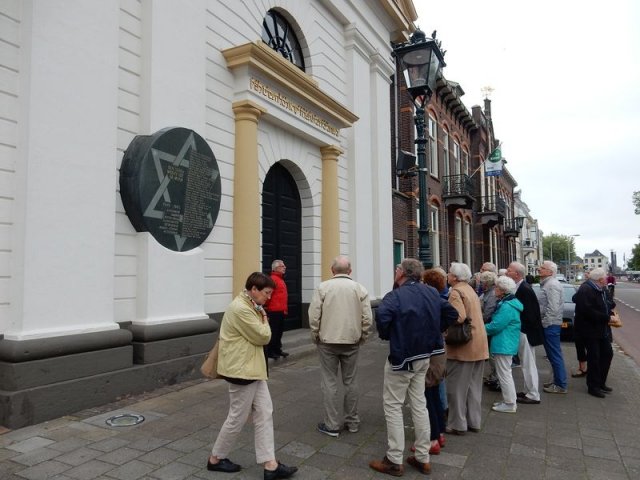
[390,70,542,275]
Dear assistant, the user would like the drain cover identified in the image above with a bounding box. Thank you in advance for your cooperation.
[105,413,145,427]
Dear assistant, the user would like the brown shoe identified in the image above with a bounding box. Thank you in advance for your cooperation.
[369,456,404,477]
[407,456,431,475]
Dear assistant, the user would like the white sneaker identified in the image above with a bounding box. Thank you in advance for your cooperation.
[492,402,517,413]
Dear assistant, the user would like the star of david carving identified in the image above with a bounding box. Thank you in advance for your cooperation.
[143,133,196,251]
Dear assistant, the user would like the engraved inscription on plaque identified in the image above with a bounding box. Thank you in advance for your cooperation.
[119,127,221,252]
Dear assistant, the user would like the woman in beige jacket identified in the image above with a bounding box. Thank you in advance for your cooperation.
[445,263,489,434]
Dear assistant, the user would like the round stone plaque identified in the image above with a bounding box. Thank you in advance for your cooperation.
[119,127,221,252]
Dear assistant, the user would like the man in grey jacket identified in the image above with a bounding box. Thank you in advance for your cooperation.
[537,261,568,394]
[309,255,372,437]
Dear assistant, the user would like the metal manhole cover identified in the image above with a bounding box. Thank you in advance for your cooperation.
[105,414,145,427]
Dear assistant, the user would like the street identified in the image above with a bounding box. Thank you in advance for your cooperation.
[612,280,640,367]
[2,328,640,479]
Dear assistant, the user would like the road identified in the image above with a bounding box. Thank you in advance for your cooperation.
[611,280,640,365]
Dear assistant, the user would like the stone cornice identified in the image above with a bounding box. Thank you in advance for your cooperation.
[222,41,358,128]
[379,0,416,42]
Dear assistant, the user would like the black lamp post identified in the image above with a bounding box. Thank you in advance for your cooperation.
[393,29,446,268]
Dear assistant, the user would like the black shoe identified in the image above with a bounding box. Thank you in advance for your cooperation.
[264,462,298,480]
[317,422,340,437]
[516,396,541,405]
[268,353,280,359]
[588,389,606,398]
[278,351,290,358]
[601,385,613,393]
[207,458,241,473]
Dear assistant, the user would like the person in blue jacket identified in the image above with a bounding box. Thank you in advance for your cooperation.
[486,276,522,413]
[370,258,458,477]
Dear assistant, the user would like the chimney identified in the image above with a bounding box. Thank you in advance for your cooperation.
[484,97,492,119]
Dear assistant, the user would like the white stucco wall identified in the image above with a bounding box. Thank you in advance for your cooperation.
[4,0,119,340]
[2,0,402,340]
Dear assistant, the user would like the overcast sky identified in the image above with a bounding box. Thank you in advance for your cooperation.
[414,0,640,267]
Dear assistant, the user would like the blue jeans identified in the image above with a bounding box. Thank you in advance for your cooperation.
[543,325,567,389]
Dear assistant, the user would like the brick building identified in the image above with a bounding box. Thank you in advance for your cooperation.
[391,70,523,273]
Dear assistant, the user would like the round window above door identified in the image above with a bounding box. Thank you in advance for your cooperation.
[261,10,305,71]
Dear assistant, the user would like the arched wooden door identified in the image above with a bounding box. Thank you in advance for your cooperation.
[262,163,302,329]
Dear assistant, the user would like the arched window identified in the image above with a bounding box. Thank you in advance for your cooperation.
[261,10,305,71]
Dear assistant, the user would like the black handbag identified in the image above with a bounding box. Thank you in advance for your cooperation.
[445,318,473,345]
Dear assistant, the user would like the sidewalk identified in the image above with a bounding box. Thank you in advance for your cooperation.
[2,330,640,479]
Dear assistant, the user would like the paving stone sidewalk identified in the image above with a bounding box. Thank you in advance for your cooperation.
[2,332,640,479]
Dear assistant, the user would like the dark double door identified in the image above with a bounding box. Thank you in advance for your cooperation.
[262,163,302,329]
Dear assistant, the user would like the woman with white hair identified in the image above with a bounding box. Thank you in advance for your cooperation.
[486,276,522,413]
[444,263,489,434]
[479,270,499,389]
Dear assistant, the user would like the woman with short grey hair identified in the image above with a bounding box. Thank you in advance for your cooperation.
[486,275,522,413]
[479,271,499,389]
[449,262,472,282]
[495,275,517,295]
[479,271,498,323]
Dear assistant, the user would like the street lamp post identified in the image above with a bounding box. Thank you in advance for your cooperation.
[393,29,446,268]
[568,234,580,279]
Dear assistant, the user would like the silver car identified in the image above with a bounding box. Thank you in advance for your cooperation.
[531,283,577,341]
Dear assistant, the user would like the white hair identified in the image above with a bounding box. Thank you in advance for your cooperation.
[498,268,507,276]
[449,262,472,282]
[479,271,497,287]
[509,262,526,278]
[589,267,606,281]
[271,259,284,270]
[495,275,517,295]
[481,262,497,273]
[542,260,558,275]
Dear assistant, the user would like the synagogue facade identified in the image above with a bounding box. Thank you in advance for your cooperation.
[0,0,419,427]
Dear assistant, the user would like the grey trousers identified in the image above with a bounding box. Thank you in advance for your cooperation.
[446,359,484,431]
[317,343,361,431]
[211,380,274,464]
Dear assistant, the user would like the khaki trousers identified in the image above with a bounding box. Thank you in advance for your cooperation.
[382,358,430,464]
[211,380,274,464]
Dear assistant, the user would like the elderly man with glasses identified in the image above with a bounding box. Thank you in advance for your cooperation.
[537,261,568,394]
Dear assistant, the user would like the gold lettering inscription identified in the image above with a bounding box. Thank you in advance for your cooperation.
[250,78,340,137]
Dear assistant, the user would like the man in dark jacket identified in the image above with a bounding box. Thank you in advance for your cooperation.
[369,258,457,477]
[506,262,544,405]
[573,267,615,398]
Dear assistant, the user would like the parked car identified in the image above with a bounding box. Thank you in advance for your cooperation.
[531,283,577,341]
[555,273,567,283]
